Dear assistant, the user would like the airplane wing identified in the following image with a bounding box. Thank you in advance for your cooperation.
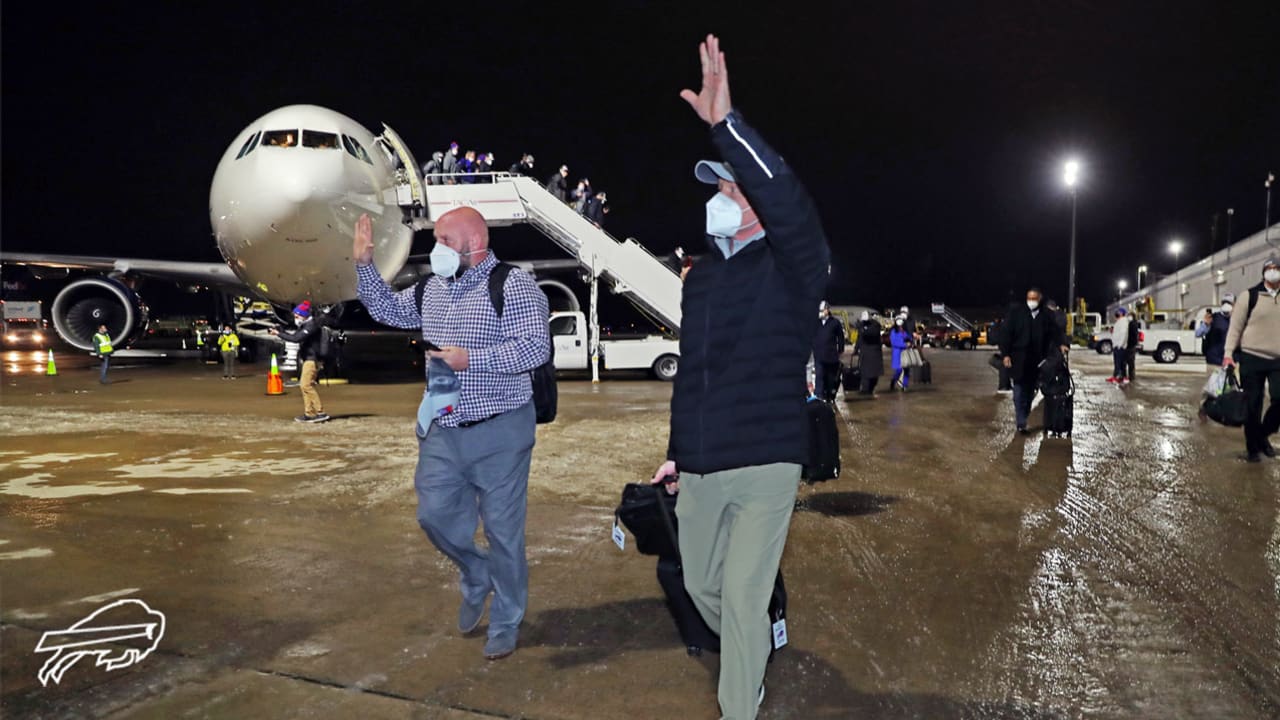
[1,252,249,293]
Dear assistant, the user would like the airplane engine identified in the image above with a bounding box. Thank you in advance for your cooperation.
[50,277,149,351]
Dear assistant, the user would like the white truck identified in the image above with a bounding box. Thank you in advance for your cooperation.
[550,311,680,380]
[1138,307,1214,363]
[1,300,47,346]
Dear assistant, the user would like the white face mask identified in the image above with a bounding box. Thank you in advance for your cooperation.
[429,243,480,278]
[1221,304,1233,313]
[1266,269,1280,284]
[895,319,904,327]
[705,192,746,238]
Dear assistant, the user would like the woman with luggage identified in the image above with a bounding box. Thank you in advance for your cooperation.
[890,317,913,391]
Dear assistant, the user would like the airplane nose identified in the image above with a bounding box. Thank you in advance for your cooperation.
[282,177,312,204]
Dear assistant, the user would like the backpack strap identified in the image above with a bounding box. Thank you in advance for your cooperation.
[1246,287,1260,323]
[413,274,432,316]
[488,262,514,318]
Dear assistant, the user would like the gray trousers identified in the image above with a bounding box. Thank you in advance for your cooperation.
[676,462,801,720]
[414,402,536,637]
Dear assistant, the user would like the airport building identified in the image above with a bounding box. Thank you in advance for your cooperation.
[1110,221,1280,321]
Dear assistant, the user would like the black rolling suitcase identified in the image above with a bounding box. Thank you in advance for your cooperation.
[841,365,862,392]
[802,397,840,482]
[918,360,932,385]
[616,481,788,657]
[1040,356,1074,438]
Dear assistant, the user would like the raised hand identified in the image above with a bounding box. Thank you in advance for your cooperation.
[353,213,374,266]
[679,34,732,126]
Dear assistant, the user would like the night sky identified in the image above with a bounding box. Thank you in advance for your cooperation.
[3,1,1277,313]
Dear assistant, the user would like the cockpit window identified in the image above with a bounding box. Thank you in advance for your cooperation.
[341,134,373,165]
[302,130,339,149]
[234,131,261,159]
[261,130,298,148]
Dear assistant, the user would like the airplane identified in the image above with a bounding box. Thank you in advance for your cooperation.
[1,105,581,357]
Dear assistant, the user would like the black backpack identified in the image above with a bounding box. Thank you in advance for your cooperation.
[414,263,557,424]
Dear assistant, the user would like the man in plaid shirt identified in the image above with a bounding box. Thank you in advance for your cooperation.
[353,208,550,660]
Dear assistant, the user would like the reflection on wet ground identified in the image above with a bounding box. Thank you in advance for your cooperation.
[0,350,1277,718]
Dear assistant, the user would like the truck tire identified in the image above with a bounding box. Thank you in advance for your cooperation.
[652,354,679,381]
[960,339,973,350]
[1097,340,1112,355]
[1156,343,1180,364]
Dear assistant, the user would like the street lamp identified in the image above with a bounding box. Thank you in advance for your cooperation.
[1137,264,1148,290]
[1169,239,1184,314]
[1063,159,1081,322]
[1117,279,1128,295]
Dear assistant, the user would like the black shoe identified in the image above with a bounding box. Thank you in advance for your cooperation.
[1016,426,1029,435]
[1246,452,1263,464]
[295,414,316,423]
[1263,443,1276,458]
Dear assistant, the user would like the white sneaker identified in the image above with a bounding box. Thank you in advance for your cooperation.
[758,683,765,707]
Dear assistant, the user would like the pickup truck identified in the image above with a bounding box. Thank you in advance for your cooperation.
[550,311,681,380]
[1136,307,1216,363]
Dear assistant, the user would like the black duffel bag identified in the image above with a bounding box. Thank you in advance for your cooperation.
[1203,368,1248,427]
[615,482,680,557]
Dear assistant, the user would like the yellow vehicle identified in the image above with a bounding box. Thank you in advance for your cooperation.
[945,324,989,350]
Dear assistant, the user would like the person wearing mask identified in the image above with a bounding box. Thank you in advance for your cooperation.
[1108,308,1131,385]
[93,324,114,384]
[857,311,884,395]
[545,164,569,202]
[812,301,845,402]
[458,150,478,184]
[217,323,240,379]
[476,152,494,182]
[441,142,459,183]
[509,153,535,177]
[1197,294,1234,373]
[270,302,329,423]
[571,178,593,214]
[353,208,551,659]
[649,34,830,718]
[422,151,445,185]
[999,287,1069,434]
[890,318,913,391]
[1223,259,1280,462]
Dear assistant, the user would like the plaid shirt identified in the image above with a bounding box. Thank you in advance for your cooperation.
[355,253,550,427]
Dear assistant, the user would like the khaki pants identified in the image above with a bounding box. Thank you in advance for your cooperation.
[675,462,801,720]
[300,360,323,416]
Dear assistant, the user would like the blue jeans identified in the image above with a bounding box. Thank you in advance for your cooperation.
[1112,348,1127,379]
[99,354,111,383]
[1013,382,1036,429]
[414,402,536,638]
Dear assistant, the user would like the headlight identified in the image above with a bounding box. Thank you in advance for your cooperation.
[33,333,44,343]
[4,334,15,342]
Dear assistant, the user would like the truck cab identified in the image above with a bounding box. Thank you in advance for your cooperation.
[551,311,681,380]
[1,300,47,346]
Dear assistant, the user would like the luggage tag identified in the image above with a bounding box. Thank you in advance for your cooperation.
[611,517,626,551]
[772,619,788,649]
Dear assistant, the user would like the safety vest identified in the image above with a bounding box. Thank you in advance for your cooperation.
[93,333,113,354]
[217,332,240,352]
[195,331,205,346]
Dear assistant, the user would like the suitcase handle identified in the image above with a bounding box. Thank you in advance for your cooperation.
[653,475,681,559]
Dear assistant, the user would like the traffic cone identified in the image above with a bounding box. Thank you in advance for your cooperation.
[265,353,284,395]
[46,349,57,376]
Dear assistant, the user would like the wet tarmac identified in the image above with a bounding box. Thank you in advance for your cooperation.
[2,348,1278,718]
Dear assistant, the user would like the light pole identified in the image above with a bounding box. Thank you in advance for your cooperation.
[1137,264,1148,290]
[1063,159,1081,328]
[1117,279,1128,301]
[1169,239,1184,314]
[1267,172,1275,246]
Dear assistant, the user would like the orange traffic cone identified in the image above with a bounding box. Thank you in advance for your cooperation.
[46,349,57,376]
[265,353,284,395]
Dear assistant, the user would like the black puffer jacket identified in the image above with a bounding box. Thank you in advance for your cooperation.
[667,110,831,475]
[276,318,322,361]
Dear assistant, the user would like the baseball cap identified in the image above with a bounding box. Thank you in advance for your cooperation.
[1223,292,1236,304]
[694,160,736,184]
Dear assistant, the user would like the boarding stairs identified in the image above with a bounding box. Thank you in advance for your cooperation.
[930,303,973,332]
[377,131,682,334]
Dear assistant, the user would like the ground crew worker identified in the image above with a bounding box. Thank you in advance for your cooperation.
[217,324,240,379]
[270,302,329,423]
[93,324,113,384]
